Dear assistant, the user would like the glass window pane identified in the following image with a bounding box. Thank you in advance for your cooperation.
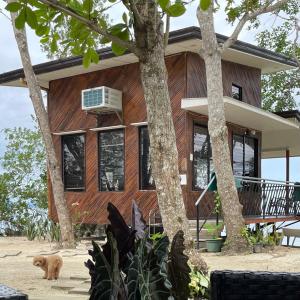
[233,135,244,176]
[232,84,242,101]
[62,134,85,191]
[139,127,155,190]
[193,125,211,190]
[99,129,124,191]
[245,137,256,177]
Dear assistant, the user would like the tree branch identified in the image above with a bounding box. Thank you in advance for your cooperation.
[38,0,137,54]
[164,15,170,49]
[222,0,289,51]
[293,18,300,68]
[127,0,144,28]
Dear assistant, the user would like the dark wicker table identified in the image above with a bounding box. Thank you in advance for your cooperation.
[0,284,28,300]
[211,270,300,300]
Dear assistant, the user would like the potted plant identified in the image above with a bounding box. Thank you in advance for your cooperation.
[250,230,264,253]
[204,222,224,252]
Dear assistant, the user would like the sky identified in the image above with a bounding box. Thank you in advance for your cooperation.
[0,1,299,181]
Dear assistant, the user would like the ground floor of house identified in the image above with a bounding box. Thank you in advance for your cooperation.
[48,99,300,225]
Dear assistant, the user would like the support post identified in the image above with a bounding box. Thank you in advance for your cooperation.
[285,149,290,215]
[196,205,200,250]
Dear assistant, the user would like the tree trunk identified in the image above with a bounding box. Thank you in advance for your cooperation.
[139,36,192,243]
[197,5,250,254]
[9,5,75,248]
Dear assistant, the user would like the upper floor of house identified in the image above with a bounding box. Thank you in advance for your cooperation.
[0,27,297,115]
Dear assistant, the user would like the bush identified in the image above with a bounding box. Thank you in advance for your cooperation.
[85,201,193,300]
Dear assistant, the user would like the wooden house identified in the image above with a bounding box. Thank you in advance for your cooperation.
[1,27,299,230]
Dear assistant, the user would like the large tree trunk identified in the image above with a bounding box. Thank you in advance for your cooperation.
[139,42,191,242]
[136,6,207,271]
[9,5,75,248]
[197,5,250,254]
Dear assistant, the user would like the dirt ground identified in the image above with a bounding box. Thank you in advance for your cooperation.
[0,237,300,299]
[0,237,90,299]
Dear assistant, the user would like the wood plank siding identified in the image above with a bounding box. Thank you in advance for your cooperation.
[47,52,261,223]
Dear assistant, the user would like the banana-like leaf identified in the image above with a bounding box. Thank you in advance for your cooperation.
[137,236,173,300]
[127,253,141,300]
[85,234,123,299]
[102,202,136,271]
[168,230,191,300]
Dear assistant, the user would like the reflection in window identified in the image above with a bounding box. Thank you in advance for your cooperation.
[232,84,242,101]
[232,135,244,176]
[233,134,257,177]
[193,125,214,190]
[62,134,85,191]
[139,127,155,190]
[99,129,124,191]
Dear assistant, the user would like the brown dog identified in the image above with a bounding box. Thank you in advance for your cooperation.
[33,255,63,280]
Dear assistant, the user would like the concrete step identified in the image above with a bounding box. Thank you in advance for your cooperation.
[51,281,78,291]
[68,283,90,296]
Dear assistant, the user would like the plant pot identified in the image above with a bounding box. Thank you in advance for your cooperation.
[253,243,263,253]
[206,238,223,252]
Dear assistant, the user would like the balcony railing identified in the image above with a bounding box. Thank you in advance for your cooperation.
[195,176,300,248]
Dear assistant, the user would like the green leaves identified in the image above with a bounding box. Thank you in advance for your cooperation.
[167,3,186,17]
[15,8,26,29]
[25,6,38,29]
[5,2,22,12]
[199,0,211,11]
[157,0,186,17]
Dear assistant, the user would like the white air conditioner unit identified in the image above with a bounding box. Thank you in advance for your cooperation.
[81,86,122,112]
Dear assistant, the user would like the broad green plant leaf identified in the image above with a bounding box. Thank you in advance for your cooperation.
[15,8,26,30]
[166,2,186,17]
[111,41,127,56]
[85,235,121,299]
[200,0,211,11]
[158,0,170,10]
[5,2,22,12]
[137,236,173,299]
[25,7,38,29]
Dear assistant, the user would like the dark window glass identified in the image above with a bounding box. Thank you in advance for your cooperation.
[232,84,242,101]
[233,134,257,177]
[99,129,124,191]
[62,134,85,191]
[193,125,214,190]
[139,127,155,190]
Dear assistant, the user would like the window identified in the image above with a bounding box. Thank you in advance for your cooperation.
[232,84,242,101]
[99,129,124,191]
[139,127,155,190]
[232,134,258,177]
[193,124,214,190]
[62,134,85,191]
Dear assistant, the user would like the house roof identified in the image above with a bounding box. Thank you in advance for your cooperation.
[0,27,297,89]
[181,97,300,159]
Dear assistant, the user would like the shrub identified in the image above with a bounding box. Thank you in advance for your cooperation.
[85,201,192,299]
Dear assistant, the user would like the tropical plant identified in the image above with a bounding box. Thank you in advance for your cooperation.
[189,267,210,299]
[204,222,224,240]
[85,201,191,300]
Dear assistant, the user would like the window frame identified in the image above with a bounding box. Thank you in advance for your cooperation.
[192,123,212,191]
[61,133,86,192]
[98,128,125,192]
[232,133,258,177]
[232,83,243,101]
[139,126,156,191]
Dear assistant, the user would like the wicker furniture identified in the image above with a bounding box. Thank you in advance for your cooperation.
[211,270,300,300]
[0,284,27,300]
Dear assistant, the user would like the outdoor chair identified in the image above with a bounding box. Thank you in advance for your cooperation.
[210,270,300,300]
